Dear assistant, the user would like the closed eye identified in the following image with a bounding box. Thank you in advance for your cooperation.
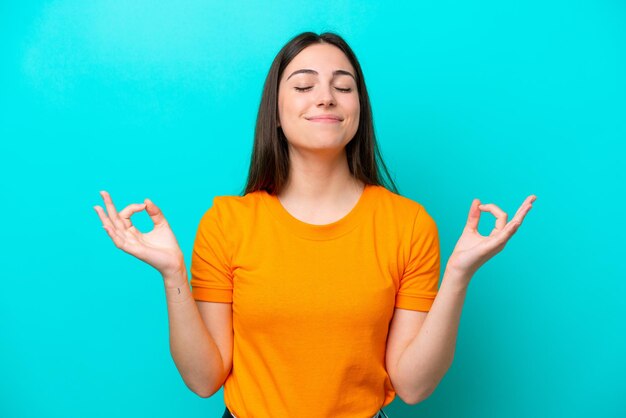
[294,86,353,93]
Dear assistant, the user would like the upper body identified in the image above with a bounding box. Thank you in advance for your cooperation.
[190,184,440,417]
[189,37,441,416]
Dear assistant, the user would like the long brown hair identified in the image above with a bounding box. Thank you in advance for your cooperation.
[243,32,398,195]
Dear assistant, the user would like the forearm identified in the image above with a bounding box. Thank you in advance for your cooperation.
[163,268,225,397]
[395,267,470,403]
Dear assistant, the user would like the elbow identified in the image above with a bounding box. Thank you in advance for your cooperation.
[191,382,222,399]
[178,363,229,399]
[399,361,452,404]
[402,392,432,405]
[183,373,225,399]
[401,387,435,405]
[396,381,438,405]
[195,389,216,399]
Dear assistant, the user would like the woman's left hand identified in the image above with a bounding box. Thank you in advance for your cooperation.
[446,195,537,280]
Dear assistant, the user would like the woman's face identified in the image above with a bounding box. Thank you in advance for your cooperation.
[277,43,360,156]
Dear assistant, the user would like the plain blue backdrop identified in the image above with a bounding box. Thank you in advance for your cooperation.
[1,1,624,417]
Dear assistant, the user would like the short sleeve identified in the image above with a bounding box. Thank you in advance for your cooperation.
[395,205,441,311]
[190,197,233,303]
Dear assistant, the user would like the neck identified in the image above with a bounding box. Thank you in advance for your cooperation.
[278,148,363,203]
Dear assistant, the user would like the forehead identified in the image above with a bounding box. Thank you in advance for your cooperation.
[282,43,355,80]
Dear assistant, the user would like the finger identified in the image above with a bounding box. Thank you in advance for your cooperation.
[144,198,167,226]
[94,205,124,246]
[465,198,481,232]
[94,205,118,233]
[512,195,536,224]
[100,190,124,230]
[503,195,536,236]
[478,203,508,232]
[118,203,147,229]
[102,220,126,248]
[511,196,531,221]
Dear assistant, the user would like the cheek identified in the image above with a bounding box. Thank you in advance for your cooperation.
[277,103,284,123]
[278,95,303,119]
[349,98,360,126]
[277,94,285,118]
[277,88,290,121]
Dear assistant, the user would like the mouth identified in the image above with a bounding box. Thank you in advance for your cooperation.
[306,115,343,123]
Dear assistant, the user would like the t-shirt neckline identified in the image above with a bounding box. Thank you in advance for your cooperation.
[260,184,375,241]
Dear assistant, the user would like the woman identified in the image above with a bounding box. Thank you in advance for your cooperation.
[94,32,536,418]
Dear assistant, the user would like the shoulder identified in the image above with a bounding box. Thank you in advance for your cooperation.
[210,191,265,213]
[368,185,438,243]
[198,190,266,227]
[369,185,431,220]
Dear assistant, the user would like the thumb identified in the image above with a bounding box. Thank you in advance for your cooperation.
[144,198,167,226]
[465,198,481,231]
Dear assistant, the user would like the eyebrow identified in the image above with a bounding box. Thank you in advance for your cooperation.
[286,69,356,81]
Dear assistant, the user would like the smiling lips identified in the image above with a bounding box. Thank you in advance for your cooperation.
[306,115,343,123]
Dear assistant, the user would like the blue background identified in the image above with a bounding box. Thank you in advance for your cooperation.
[1,1,624,417]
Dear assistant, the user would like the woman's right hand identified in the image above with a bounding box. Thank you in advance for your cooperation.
[94,191,185,278]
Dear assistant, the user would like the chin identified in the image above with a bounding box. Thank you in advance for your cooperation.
[290,140,348,154]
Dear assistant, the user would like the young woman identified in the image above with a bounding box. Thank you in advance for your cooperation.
[94,32,536,418]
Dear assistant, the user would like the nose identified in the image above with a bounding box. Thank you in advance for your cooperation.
[316,85,336,107]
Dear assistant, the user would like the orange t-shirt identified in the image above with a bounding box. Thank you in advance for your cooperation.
[190,184,440,418]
